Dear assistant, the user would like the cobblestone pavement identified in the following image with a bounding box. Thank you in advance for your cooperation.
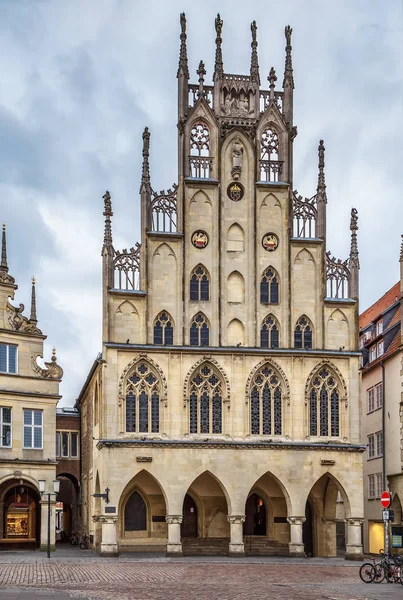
[1,558,403,600]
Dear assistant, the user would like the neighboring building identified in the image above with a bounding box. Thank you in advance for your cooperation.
[360,247,403,555]
[0,224,63,550]
[77,15,365,558]
[56,407,80,539]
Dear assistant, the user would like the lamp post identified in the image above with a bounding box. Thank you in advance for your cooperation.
[38,479,60,558]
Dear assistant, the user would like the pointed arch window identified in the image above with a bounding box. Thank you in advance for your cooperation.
[190,265,209,301]
[260,127,282,182]
[260,268,279,304]
[294,316,313,349]
[189,122,212,178]
[249,365,283,435]
[153,311,174,345]
[260,315,279,349]
[189,363,222,434]
[125,362,161,433]
[190,313,210,347]
[309,367,340,437]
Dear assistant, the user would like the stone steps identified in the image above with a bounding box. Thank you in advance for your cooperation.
[244,536,289,556]
[182,536,289,556]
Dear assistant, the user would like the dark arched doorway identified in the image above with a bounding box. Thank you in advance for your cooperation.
[124,491,147,532]
[181,494,198,538]
[243,493,267,536]
[303,500,314,557]
[1,482,40,549]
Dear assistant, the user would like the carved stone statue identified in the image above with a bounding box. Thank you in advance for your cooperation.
[231,137,243,180]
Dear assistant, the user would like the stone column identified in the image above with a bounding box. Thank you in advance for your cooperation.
[287,516,306,556]
[99,516,119,557]
[227,515,246,557]
[344,518,364,560]
[40,498,56,552]
[165,515,183,556]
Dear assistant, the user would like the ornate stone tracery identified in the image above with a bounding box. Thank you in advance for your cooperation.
[150,185,178,233]
[119,355,168,407]
[305,360,348,407]
[292,190,317,238]
[114,243,141,290]
[183,357,230,407]
[245,358,290,406]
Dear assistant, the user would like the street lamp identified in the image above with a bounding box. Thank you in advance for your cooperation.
[38,479,60,558]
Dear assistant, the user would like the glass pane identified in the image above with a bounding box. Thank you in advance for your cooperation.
[33,427,42,448]
[200,277,209,301]
[320,386,328,436]
[23,410,32,425]
[190,277,199,301]
[200,324,209,347]
[274,388,282,435]
[294,328,302,349]
[56,431,60,457]
[139,391,149,433]
[62,432,69,457]
[262,383,271,435]
[164,324,173,345]
[71,432,78,457]
[153,323,163,345]
[126,393,136,432]
[304,327,312,349]
[3,424,11,447]
[271,326,279,349]
[151,392,159,433]
[270,279,279,303]
[0,345,6,372]
[330,390,339,436]
[310,389,317,436]
[8,346,17,373]
[251,387,259,434]
[260,327,268,348]
[212,394,222,434]
[2,407,11,423]
[200,391,209,434]
[34,411,42,426]
[260,280,269,303]
[24,426,32,448]
[190,324,199,346]
[189,392,197,433]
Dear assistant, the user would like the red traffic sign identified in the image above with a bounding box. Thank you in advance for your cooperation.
[380,491,392,508]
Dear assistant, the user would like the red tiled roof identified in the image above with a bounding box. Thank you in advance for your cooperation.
[387,307,401,329]
[359,281,400,331]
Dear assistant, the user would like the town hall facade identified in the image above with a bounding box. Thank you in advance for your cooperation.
[77,15,365,558]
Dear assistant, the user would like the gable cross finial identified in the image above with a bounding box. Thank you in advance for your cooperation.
[283,25,294,89]
[197,60,206,97]
[250,20,260,85]
[349,208,359,269]
[0,223,15,285]
[102,190,114,254]
[268,67,277,100]
[213,13,224,80]
[30,276,37,324]
[177,13,189,79]
[317,140,327,204]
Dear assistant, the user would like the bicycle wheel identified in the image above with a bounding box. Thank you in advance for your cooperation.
[373,564,386,583]
[359,563,375,583]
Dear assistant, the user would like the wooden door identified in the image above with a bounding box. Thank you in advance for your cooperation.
[181,494,197,538]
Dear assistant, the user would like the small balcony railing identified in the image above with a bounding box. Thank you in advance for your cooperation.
[259,160,283,182]
[189,156,213,179]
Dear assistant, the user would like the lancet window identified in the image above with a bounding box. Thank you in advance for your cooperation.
[250,364,283,435]
[125,362,161,433]
[260,315,279,349]
[294,316,313,349]
[260,268,279,304]
[260,127,282,182]
[190,313,210,347]
[189,122,212,178]
[308,367,340,437]
[153,311,174,345]
[190,265,209,301]
[189,363,223,434]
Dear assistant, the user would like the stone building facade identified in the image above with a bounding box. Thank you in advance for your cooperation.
[56,407,80,539]
[360,242,403,554]
[0,224,63,550]
[77,15,365,558]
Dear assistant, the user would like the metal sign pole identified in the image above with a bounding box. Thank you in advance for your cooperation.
[384,515,389,558]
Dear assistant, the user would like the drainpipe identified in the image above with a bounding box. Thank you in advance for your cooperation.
[381,362,386,490]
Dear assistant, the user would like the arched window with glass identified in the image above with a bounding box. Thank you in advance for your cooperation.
[308,366,341,437]
[153,311,174,345]
[294,315,313,349]
[190,265,210,302]
[260,127,282,182]
[190,313,210,347]
[189,121,212,178]
[188,362,223,434]
[248,363,284,435]
[260,315,279,349]
[260,267,279,304]
[125,362,162,433]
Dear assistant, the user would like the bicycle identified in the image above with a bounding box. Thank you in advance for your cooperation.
[79,534,90,549]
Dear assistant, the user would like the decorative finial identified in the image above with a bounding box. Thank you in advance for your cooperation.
[141,127,151,191]
[213,14,224,80]
[197,60,206,96]
[268,67,277,100]
[0,222,15,285]
[102,190,114,253]
[177,13,189,79]
[29,275,37,324]
[400,235,403,262]
[317,140,327,203]
[349,208,359,269]
[283,25,294,89]
[52,346,57,361]
[250,21,260,85]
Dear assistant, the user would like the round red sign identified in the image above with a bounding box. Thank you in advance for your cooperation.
[380,491,391,508]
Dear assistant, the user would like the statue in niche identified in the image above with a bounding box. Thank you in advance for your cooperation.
[231,137,243,180]
[238,95,249,117]
[224,94,232,115]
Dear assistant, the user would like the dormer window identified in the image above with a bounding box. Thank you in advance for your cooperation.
[376,321,383,336]
[369,346,377,362]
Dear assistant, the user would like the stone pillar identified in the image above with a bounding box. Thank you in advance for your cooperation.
[344,518,364,561]
[287,517,306,556]
[165,515,183,556]
[40,498,56,552]
[99,516,119,557]
[227,515,246,557]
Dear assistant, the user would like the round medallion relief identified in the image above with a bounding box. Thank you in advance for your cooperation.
[262,233,279,252]
[191,230,209,249]
[227,182,244,202]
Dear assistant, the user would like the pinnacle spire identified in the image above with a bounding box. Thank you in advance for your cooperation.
[317,140,327,202]
[102,190,114,254]
[177,12,189,79]
[283,25,294,89]
[213,14,224,80]
[0,223,15,285]
[141,127,151,194]
[250,20,260,85]
[30,276,37,324]
[268,67,277,100]
[197,60,206,97]
[349,208,359,269]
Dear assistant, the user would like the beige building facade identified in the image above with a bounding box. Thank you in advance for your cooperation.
[360,252,403,555]
[0,224,63,550]
[78,15,365,558]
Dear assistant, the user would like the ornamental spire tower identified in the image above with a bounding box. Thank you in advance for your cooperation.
[282,25,294,132]
[250,20,260,85]
[177,12,189,122]
[349,208,359,300]
[29,276,37,324]
[0,223,15,286]
[213,14,224,81]
[316,140,327,240]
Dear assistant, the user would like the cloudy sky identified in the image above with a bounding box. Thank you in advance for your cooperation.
[1,0,402,405]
